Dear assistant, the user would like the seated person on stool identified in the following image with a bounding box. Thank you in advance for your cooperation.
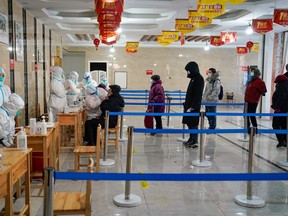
[0,93,25,147]
[84,84,124,146]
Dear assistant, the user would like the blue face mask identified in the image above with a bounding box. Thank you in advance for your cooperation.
[0,77,4,86]
[16,111,21,116]
[61,74,65,79]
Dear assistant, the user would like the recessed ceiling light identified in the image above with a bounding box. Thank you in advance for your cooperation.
[179,54,183,57]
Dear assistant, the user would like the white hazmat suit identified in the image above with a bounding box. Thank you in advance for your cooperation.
[0,67,11,107]
[78,71,97,96]
[85,82,107,120]
[0,93,25,147]
[65,71,81,105]
[47,66,67,122]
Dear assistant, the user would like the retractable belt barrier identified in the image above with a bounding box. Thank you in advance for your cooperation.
[44,111,288,215]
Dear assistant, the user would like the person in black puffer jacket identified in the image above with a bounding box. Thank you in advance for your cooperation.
[182,61,204,148]
[271,75,288,148]
[84,84,124,146]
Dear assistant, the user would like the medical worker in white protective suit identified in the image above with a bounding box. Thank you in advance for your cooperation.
[0,93,25,147]
[85,82,107,120]
[78,71,97,95]
[0,67,11,107]
[47,66,67,122]
[65,71,81,105]
[98,77,109,92]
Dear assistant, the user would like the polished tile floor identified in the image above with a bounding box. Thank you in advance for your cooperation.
[17,106,288,215]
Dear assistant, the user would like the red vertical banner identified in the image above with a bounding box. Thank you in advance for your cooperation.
[252,19,273,34]
[274,9,288,27]
[10,59,14,70]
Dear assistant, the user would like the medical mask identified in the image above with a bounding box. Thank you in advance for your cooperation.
[72,79,77,84]
[208,73,212,77]
[16,111,21,116]
[150,80,153,84]
[250,73,254,76]
[0,77,4,86]
[187,71,191,77]
[61,74,65,79]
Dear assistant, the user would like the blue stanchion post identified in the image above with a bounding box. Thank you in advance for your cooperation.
[44,167,55,216]
[234,127,265,208]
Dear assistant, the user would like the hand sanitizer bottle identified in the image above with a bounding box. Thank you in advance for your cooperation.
[41,116,47,135]
[17,127,27,149]
[48,110,54,123]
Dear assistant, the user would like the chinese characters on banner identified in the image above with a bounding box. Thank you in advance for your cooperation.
[157,35,172,46]
[210,36,225,46]
[252,19,273,34]
[197,0,226,19]
[126,42,139,53]
[220,32,237,43]
[162,31,179,43]
[188,10,212,28]
[237,47,249,54]
[175,19,196,34]
[274,9,288,27]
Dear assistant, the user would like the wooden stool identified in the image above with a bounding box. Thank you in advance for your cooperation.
[74,125,101,172]
[54,157,94,216]
[101,116,120,150]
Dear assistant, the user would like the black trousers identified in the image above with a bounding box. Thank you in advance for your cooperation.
[154,116,163,129]
[247,102,258,128]
[84,118,103,146]
[272,113,287,144]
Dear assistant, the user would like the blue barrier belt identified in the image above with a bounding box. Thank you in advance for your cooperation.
[133,128,247,134]
[206,112,288,117]
[54,172,288,181]
[109,112,199,116]
[125,102,182,106]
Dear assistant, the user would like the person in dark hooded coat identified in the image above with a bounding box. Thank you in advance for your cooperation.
[182,61,204,148]
[271,75,288,148]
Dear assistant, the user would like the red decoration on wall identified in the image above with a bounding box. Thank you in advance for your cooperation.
[246,41,254,52]
[252,19,273,34]
[210,36,225,46]
[236,47,249,54]
[93,38,100,50]
[146,70,153,75]
[274,9,288,27]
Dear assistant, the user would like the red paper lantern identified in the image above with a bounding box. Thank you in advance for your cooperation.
[246,41,254,49]
[93,38,100,50]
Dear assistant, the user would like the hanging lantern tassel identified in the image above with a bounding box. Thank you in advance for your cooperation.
[246,41,254,52]
[93,38,100,50]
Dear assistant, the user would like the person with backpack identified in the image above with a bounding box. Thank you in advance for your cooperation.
[202,68,221,129]
[244,68,267,131]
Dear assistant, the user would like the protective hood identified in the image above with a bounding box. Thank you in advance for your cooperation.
[67,71,79,82]
[0,67,6,86]
[87,82,98,94]
[2,93,24,116]
[52,66,64,79]
[101,78,108,86]
[185,61,200,78]
[0,67,6,77]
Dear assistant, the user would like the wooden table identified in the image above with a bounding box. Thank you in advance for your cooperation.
[22,123,59,179]
[57,111,82,149]
[0,148,32,216]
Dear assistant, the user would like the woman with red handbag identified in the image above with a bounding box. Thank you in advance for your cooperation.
[145,75,165,135]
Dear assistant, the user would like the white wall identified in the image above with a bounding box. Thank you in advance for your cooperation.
[63,51,86,79]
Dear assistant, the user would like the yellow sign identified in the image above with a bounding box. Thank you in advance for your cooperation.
[138,172,149,189]
[251,43,259,53]
[188,10,212,28]
[227,0,246,5]
[162,31,179,43]
[175,19,196,34]
[197,0,226,19]
[126,42,139,52]
[157,35,172,46]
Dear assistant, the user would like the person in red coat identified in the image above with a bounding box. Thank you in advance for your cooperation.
[244,68,267,130]
[148,75,165,135]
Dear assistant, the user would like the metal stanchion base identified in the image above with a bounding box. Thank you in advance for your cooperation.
[277,160,288,167]
[191,159,211,167]
[113,194,142,207]
[100,159,115,166]
[177,138,186,142]
[238,135,249,142]
[234,194,265,208]
[119,137,128,142]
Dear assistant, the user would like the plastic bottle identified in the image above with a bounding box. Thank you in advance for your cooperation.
[17,127,27,149]
[64,105,69,114]
[41,116,47,135]
[48,110,54,123]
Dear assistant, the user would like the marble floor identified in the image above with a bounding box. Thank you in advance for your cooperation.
[12,106,288,215]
